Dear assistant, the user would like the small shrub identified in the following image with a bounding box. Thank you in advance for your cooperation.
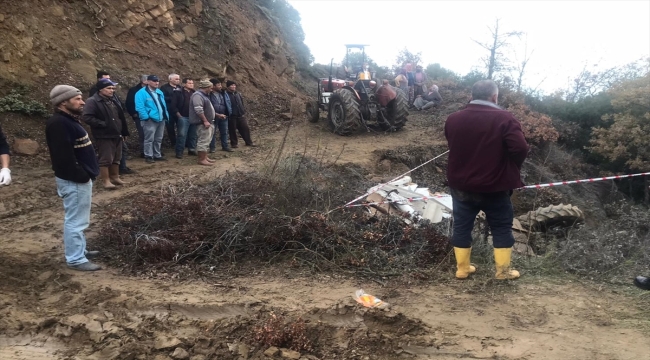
[0,88,49,117]
[252,313,313,352]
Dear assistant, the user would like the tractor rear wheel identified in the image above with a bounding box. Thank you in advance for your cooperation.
[306,100,320,123]
[328,88,362,135]
[378,87,409,131]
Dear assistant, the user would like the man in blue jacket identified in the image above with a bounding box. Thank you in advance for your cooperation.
[135,75,169,163]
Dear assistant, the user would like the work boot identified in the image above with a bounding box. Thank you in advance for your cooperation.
[85,250,100,259]
[188,150,198,156]
[109,164,125,186]
[222,147,234,152]
[634,276,650,290]
[197,151,213,166]
[175,153,183,159]
[68,262,102,271]
[145,157,155,164]
[99,167,116,189]
[494,248,520,280]
[453,247,477,279]
[119,167,135,175]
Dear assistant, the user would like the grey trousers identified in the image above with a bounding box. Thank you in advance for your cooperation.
[142,120,166,158]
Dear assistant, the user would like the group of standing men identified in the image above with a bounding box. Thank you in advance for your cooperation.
[81,71,256,189]
[393,63,442,110]
[126,74,255,165]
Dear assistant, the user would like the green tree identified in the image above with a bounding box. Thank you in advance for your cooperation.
[425,63,458,81]
[393,48,422,73]
[589,74,650,171]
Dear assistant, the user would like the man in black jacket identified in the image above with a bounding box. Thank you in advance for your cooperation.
[46,85,102,271]
[83,79,130,189]
[224,80,255,148]
[160,73,184,147]
[126,75,148,157]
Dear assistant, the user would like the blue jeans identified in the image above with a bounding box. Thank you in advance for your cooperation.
[210,119,229,151]
[55,177,92,265]
[451,189,515,249]
[175,117,198,156]
[142,120,166,158]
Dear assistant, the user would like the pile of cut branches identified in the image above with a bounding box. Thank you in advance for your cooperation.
[96,156,451,275]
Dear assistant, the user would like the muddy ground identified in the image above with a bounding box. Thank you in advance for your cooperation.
[1,111,649,360]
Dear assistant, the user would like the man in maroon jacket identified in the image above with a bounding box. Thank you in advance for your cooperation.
[444,80,529,280]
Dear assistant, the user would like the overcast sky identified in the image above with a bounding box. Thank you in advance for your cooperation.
[288,0,650,94]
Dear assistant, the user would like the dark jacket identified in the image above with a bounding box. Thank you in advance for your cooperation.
[0,123,10,156]
[444,103,529,193]
[160,83,184,119]
[209,91,227,116]
[82,93,130,139]
[45,111,100,183]
[226,91,246,116]
[126,83,144,118]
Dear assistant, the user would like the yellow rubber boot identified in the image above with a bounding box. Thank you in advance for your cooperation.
[453,247,477,279]
[494,247,520,280]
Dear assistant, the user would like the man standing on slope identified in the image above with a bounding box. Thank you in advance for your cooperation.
[444,80,529,280]
[135,75,169,163]
[45,85,102,271]
[189,79,216,166]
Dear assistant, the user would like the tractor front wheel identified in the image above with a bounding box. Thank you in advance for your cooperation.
[327,88,362,135]
[306,100,320,123]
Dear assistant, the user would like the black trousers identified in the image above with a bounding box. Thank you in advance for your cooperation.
[228,115,253,146]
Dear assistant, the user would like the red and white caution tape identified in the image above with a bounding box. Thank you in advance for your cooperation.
[519,171,650,189]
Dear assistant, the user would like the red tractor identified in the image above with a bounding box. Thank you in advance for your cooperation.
[306,45,409,136]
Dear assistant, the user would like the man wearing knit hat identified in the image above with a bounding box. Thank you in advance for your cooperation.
[83,78,130,189]
[223,80,256,148]
[46,85,102,271]
[189,79,216,165]
[134,75,170,163]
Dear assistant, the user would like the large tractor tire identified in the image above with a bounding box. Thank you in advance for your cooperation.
[378,87,409,132]
[517,204,584,231]
[328,88,362,135]
[306,100,320,123]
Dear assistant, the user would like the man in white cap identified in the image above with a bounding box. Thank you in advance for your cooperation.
[45,85,102,271]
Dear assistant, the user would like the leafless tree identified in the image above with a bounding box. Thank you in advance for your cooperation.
[472,19,523,79]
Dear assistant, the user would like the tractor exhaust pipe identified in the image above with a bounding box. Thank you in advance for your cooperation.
[327,58,334,92]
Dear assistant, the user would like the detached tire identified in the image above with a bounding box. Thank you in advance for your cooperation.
[517,204,584,231]
[306,100,320,123]
[328,88,362,135]
[378,87,409,131]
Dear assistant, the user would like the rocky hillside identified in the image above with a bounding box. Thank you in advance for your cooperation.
[0,0,304,99]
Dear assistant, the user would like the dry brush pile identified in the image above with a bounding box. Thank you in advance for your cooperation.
[96,156,451,276]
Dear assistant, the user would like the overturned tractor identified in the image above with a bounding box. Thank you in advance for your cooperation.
[306,44,409,136]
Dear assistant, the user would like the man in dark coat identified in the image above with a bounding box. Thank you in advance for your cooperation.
[223,80,255,148]
[46,85,102,271]
[82,79,130,189]
[125,75,148,158]
[444,79,529,281]
[160,73,184,147]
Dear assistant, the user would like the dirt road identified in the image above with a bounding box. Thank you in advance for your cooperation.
[1,114,648,360]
